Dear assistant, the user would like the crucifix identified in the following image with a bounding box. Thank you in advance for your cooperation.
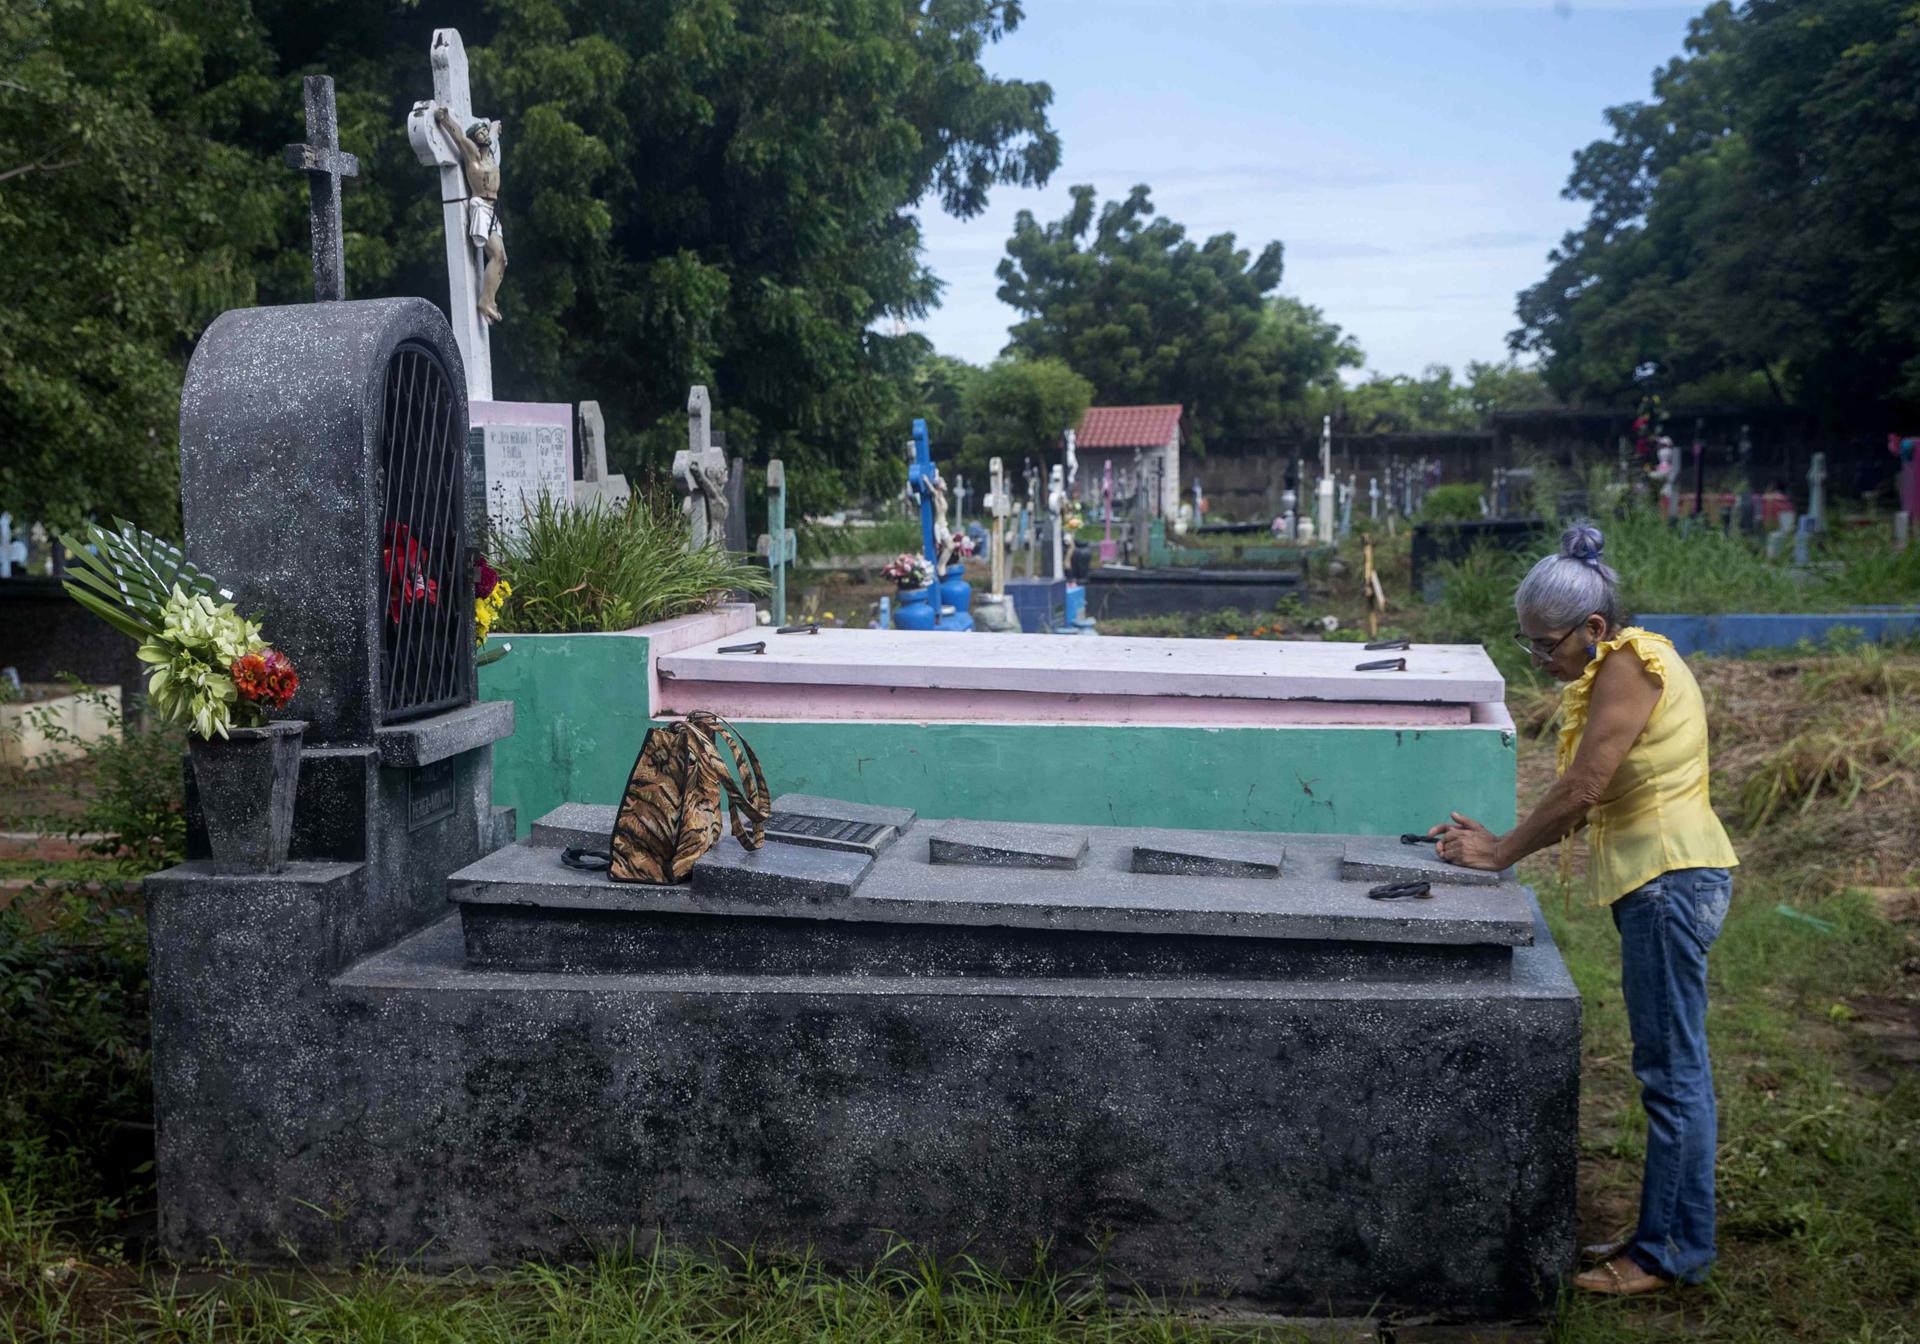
[282,76,360,302]
[673,386,730,550]
[986,456,1011,597]
[407,28,500,402]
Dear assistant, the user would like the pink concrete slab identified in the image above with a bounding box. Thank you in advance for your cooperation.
[654,680,1475,727]
[657,630,1504,706]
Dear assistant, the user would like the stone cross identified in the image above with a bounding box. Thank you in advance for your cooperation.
[673,386,729,549]
[954,475,969,529]
[1369,475,1380,520]
[406,28,497,401]
[1807,451,1828,533]
[759,460,797,626]
[282,76,360,303]
[1317,418,1336,545]
[987,456,1011,596]
[574,401,631,511]
[1100,459,1116,564]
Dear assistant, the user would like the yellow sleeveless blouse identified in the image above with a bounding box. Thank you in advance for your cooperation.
[1556,628,1739,906]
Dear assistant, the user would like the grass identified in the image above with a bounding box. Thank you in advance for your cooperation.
[2,648,1916,1342]
[799,517,925,564]
[494,489,768,634]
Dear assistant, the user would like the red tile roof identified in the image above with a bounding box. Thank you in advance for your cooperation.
[1075,404,1183,450]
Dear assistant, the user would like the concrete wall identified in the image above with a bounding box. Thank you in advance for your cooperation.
[479,630,1519,839]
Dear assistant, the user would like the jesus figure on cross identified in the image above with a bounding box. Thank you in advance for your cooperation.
[433,106,507,323]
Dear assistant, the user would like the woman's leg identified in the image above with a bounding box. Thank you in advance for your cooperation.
[1611,869,1732,1284]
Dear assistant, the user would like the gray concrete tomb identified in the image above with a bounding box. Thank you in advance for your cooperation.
[145,294,1577,1319]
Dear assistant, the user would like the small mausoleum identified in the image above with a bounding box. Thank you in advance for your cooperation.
[1075,404,1182,520]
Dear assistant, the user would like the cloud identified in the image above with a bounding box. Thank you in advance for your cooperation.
[1436,230,1543,250]
[1286,239,1397,260]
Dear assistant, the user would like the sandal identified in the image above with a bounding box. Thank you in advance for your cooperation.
[1580,1236,1630,1264]
[1572,1253,1671,1296]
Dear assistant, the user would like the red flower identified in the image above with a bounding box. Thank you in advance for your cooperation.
[232,649,299,710]
[473,555,500,601]
[383,522,440,622]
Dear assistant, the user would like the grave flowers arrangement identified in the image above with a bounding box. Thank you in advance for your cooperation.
[59,519,307,871]
[473,553,513,659]
[881,552,935,590]
[58,520,299,740]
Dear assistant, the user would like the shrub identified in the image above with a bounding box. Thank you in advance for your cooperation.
[1418,483,1484,522]
[495,491,769,634]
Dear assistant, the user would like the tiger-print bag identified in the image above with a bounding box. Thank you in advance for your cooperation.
[606,711,770,884]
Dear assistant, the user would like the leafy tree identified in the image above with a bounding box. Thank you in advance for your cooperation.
[0,0,282,535]
[1511,0,1920,419]
[911,351,982,465]
[958,355,1091,477]
[1325,359,1552,433]
[996,184,1299,453]
[2,1,1060,531]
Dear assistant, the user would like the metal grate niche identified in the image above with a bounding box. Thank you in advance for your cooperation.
[377,342,470,723]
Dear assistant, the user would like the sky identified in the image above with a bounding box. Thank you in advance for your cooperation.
[908,0,1704,378]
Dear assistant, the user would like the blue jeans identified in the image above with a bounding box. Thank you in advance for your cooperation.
[1611,866,1733,1283]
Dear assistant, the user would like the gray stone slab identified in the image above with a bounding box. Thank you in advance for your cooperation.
[1130,834,1285,878]
[375,700,514,767]
[689,837,872,904]
[771,793,918,832]
[928,820,1088,870]
[530,802,615,850]
[453,827,1536,947]
[1340,838,1506,887]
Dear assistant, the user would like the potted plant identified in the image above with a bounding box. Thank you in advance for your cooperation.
[881,551,937,630]
[60,520,305,873]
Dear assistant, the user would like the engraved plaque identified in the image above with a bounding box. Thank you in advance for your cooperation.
[408,760,457,832]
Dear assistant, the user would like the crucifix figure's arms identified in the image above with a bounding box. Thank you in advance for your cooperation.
[434,106,481,172]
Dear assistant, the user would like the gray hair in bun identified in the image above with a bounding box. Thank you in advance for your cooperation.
[1514,521,1624,632]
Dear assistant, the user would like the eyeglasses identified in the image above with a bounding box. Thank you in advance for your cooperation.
[1512,627,1579,661]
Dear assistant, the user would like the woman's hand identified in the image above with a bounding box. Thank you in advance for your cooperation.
[1429,813,1509,871]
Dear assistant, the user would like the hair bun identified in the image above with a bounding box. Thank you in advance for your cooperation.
[1559,522,1606,568]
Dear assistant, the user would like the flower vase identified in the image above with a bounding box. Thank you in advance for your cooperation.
[892,585,937,631]
[188,719,306,873]
[937,561,972,614]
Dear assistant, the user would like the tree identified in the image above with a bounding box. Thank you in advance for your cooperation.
[1511,0,1920,420]
[2,0,1061,530]
[0,0,282,535]
[958,356,1092,477]
[996,185,1301,453]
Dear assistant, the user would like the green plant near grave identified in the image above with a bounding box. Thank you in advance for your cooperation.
[799,517,924,564]
[1418,482,1484,522]
[14,684,188,876]
[494,492,768,635]
[0,890,152,1221]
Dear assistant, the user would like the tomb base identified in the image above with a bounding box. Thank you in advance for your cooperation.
[147,802,1578,1317]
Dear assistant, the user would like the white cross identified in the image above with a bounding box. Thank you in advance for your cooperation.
[407,28,497,401]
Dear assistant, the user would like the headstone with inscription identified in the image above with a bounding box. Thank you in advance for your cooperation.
[469,400,573,540]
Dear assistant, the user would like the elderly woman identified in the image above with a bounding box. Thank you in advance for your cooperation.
[1432,523,1739,1297]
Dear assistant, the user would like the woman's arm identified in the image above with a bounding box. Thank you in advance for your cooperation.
[1435,648,1663,870]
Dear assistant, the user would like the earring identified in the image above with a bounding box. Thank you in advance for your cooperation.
[1585,644,1597,660]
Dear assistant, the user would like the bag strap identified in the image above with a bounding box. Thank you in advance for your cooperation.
[685,711,770,849]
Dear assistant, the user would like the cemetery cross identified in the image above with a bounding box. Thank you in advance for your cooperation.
[761,460,797,626]
[908,419,939,571]
[406,28,498,402]
[986,457,1010,597]
[282,76,360,303]
[674,386,729,550]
